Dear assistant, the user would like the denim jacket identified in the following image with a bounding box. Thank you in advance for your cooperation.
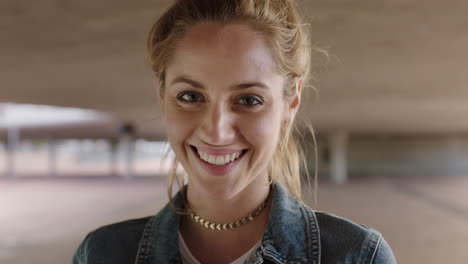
[73,182,396,264]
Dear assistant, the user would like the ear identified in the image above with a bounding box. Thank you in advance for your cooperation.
[284,79,302,122]
[153,76,165,116]
[290,79,302,112]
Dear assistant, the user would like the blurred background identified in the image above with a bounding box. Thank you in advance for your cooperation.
[1,0,468,263]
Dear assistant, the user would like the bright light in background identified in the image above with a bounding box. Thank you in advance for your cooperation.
[0,103,112,128]
[0,103,173,178]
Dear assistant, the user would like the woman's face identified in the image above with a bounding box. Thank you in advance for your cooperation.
[160,22,297,199]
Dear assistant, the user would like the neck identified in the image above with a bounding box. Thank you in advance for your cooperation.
[179,175,272,263]
[185,174,270,224]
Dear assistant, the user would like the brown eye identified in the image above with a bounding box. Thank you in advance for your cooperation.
[177,91,204,103]
[236,95,263,107]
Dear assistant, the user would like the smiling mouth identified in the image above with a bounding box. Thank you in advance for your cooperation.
[190,145,249,166]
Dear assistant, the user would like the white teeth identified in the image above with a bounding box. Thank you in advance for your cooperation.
[208,155,216,164]
[215,156,224,165]
[196,149,244,165]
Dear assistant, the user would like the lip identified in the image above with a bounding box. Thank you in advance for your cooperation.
[189,145,248,176]
[194,146,246,155]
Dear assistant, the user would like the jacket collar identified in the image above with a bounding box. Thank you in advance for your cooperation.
[253,182,320,264]
[146,192,183,264]
[143,182,320,264]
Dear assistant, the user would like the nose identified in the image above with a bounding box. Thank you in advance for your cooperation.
[199,103,235,145]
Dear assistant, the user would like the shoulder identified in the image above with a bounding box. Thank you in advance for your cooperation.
[314,211,396,264]
[268,183,395,263]
[72,216,152,264]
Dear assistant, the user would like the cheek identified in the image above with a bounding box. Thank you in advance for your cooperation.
[240,108,283,153]
[163,106,198,145]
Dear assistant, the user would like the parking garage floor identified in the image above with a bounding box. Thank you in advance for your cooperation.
[1,176,467,264]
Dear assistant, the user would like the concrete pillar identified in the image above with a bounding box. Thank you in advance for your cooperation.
[121,134,135,180]
[48,138,57,177]
[109,139,118,176]
[6,127,20,178]
[118,123,136,180]
[329,131,349,184]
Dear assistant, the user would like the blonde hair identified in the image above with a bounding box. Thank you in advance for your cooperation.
[148,0,318,203]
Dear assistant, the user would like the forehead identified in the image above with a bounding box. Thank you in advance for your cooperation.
[167,22,279,82]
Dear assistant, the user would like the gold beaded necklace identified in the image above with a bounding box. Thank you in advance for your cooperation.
[184,186,271,231]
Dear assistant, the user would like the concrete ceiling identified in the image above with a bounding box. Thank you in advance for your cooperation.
[1,0,467,139]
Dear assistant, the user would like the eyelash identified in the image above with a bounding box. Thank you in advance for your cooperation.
[236,95,264,107]
[175,91,264,108]
[176,91,204,104]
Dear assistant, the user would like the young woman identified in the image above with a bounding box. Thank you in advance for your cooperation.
[73,1,396,263]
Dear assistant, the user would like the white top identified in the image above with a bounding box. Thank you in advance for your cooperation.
[178,232,262,264]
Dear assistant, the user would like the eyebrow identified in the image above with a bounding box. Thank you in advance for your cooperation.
[170,76,204,89]
[170,75,270,90]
